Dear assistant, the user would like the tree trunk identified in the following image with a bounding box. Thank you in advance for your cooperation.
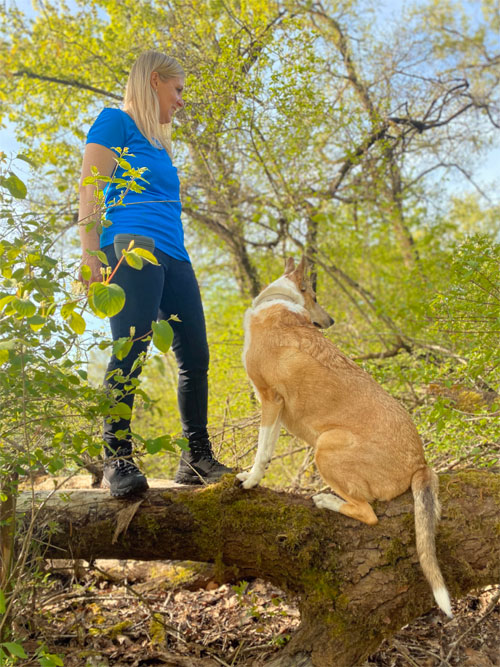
[18,471,500,667]
[0,472,18,642]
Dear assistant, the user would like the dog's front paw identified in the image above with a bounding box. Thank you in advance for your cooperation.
[236,471,260,489]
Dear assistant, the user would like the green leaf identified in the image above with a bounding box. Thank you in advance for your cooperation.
[12,297,36,318]
[123,251,143,270]
[0,589,6,613]
[0,171,27,199]
[68,311,86,334]
[27,315,46,331]
[3,641,28,658]
[15,153,37,167]
[0,349,9,365]
[174,437,190,451]
[128,181,146,193]
[116,158,132,170]
[52,432,64,446]
[152,319,174,353]
[61,301,77,319]
[146,434,174,454]
[38,652,64,667]
[145,438,163,455]
[112,336,133,360]
[0,295,15,311]
[26,252,42,265]
[80,264,91,281]
[48,457,64,474]
[89,283,125,318]
[86,442,102,457]
[133,248,159,265]
[87,249,109,265]
[96,251,108,264]
[109,402,132,420]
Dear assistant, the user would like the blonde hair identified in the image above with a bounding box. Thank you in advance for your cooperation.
[123,50,184,156]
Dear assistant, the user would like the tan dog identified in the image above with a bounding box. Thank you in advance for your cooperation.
[237,257,452,617]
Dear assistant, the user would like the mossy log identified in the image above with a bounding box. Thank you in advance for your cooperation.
[17,471,500,667]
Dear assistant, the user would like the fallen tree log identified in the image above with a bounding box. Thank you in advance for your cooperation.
[17,471,500,667]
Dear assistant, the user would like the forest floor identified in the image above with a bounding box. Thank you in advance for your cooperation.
[18,474,499,667]
[23,561,499,667]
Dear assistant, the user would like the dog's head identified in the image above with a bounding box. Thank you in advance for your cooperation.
[284,257,334,329]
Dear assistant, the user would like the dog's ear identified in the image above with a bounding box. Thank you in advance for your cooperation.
[284,257,295,274]
[296,256,308,290]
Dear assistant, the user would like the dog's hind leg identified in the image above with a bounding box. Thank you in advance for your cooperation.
[312,430,378,525]
[237,394,283,489]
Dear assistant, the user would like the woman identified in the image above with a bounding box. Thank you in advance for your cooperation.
[78,51,232,497]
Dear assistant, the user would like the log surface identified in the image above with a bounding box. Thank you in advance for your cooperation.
[18,471,500,667]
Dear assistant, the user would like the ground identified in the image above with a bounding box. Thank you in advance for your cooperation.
[23,561,499,667]
[18,474,499,666]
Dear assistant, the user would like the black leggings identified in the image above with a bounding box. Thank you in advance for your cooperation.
[102,244,209,456]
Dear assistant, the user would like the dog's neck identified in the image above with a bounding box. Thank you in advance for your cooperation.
[253,292,300,309]
[251,276,307,316]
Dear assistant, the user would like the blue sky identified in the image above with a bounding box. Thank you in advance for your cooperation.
[1,0,497,346]
[1,0,498,198]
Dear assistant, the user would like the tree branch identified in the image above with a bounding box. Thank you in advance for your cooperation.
[13,70,122,100]
[353,340,412,361]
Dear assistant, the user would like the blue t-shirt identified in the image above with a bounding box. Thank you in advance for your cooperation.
[85,107,190,262]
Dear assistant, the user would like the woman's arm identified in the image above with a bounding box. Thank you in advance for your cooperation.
[78,142,116,284]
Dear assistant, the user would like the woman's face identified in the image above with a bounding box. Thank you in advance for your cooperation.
[151,73,184,124]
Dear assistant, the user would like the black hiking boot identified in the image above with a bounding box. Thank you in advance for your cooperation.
[102,457,149,498]
[174,439,233,485]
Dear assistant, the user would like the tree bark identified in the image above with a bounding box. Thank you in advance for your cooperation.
[18,471,500,667]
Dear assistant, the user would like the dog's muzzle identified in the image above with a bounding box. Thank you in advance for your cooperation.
[314,315,335,329]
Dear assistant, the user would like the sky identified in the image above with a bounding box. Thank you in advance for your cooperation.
[1,0,498,197]
[1,0,497,348]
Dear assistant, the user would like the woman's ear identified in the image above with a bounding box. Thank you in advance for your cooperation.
[150,71,159,90]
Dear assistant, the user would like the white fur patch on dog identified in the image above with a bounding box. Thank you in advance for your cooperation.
[243,276,308,371]
[252,299,305,317]
[237,424,277,489]
[236,471,260,489]
[251,276,306,317]
[312,493,346,512]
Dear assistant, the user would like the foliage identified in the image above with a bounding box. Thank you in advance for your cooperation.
[0,154,181,662]
[1,1,498,277]
[0,154,99,660]
[0,0,496,481]
[0,0,498,660]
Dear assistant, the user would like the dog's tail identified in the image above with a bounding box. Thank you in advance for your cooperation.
[411,466,453,617]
